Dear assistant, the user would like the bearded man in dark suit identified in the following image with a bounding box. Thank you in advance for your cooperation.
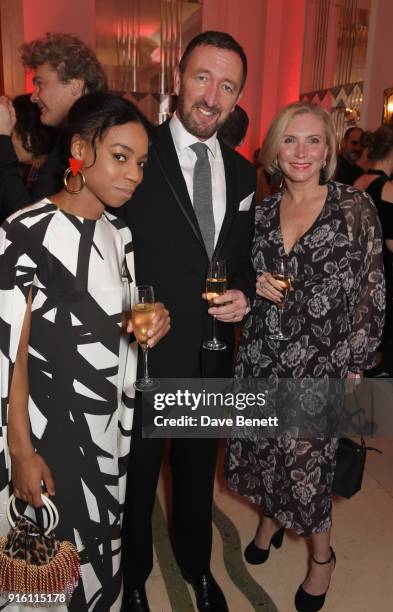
[121,31,256,612]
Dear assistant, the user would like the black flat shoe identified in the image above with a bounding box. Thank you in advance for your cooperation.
[123,586,151,612]
[294,547,336,612]
[244,525,285,564]
[182,571,228,611]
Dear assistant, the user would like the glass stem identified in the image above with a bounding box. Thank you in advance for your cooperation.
[278,305,283,333]
[142,345,150,381]
[212,315,218,342]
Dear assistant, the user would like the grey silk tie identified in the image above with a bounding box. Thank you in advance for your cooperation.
[190,142,215,260]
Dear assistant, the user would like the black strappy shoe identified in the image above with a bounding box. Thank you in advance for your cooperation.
[244,523,285,565]
[294,546,336,612]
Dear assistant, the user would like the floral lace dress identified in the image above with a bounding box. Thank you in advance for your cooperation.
[226,182,385,536]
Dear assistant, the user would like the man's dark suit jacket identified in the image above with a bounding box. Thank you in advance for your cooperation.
[335,154,363,186]
[121,120,256,379]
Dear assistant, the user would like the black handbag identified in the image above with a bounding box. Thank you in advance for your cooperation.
[333,436,382,499]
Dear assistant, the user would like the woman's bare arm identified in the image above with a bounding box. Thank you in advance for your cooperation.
[385,239,393,253]
[381,181,393,203]
[8,290,55,507]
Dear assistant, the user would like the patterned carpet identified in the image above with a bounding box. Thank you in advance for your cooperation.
[147,439,393,612]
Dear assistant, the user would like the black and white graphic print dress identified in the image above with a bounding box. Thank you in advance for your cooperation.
[0,199,137,611]
[226,182,385,537]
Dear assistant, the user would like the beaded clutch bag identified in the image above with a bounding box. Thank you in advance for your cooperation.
[0,495,80,607]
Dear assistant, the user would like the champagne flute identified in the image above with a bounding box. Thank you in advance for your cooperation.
[132,285,159,391]
[269,258,291,340]
[203,259,227,351]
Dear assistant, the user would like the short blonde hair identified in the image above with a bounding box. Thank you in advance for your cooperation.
[260,102,337,181]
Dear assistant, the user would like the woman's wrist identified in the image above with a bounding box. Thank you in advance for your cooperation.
[9,441,35,459]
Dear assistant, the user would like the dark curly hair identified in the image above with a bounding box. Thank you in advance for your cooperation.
[13,94,57,158]
[20,32,107,94]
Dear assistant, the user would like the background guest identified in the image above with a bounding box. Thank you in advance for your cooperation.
[218,104,249,148]
[335,125,364,185]
[0,94,56,223]
[252,143,273,200]
[0,32,107,218]
[12,94,56,167]
[354,124,393,375]
[356,130,373,174]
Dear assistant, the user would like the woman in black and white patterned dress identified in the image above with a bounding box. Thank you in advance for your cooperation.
[226,103,384,612]
[0,93,169,611]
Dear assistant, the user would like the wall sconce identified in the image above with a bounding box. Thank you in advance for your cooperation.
[344,106,360,123]
[383,87,393,123]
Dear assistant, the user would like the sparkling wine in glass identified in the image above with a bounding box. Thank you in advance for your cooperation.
[132,285,159,391]
[203,259,227,351]
[269,258,291,340]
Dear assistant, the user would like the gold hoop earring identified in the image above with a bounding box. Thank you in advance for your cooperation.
[63,167,86,194]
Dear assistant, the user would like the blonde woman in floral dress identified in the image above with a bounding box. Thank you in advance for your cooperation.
[226,102,385,612]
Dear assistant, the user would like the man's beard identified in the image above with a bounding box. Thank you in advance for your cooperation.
[344,150,361,163]
[176,93,225,139]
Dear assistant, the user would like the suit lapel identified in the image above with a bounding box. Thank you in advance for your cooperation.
[154,122,206,251]
[213,143,237,260]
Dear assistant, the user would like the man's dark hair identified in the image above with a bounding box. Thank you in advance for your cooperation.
[343,126,363,140]
[179,31,247,91]
[20,32,107,94]
[64,92,152,163]
[13,94,57,158]
[218,105,249,148]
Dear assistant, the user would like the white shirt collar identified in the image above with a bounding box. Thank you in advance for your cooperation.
[169,112,218,158]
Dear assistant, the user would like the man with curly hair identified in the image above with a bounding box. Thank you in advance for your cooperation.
[0,32,107,218]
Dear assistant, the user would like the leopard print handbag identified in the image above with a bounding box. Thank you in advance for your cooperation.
[0,495,80,607]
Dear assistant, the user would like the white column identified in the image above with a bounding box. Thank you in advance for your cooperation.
[361,0,393,129]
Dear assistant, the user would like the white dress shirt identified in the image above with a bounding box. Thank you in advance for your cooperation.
[169,112,226,247]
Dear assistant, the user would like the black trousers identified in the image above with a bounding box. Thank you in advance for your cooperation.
[122,398,219,588]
